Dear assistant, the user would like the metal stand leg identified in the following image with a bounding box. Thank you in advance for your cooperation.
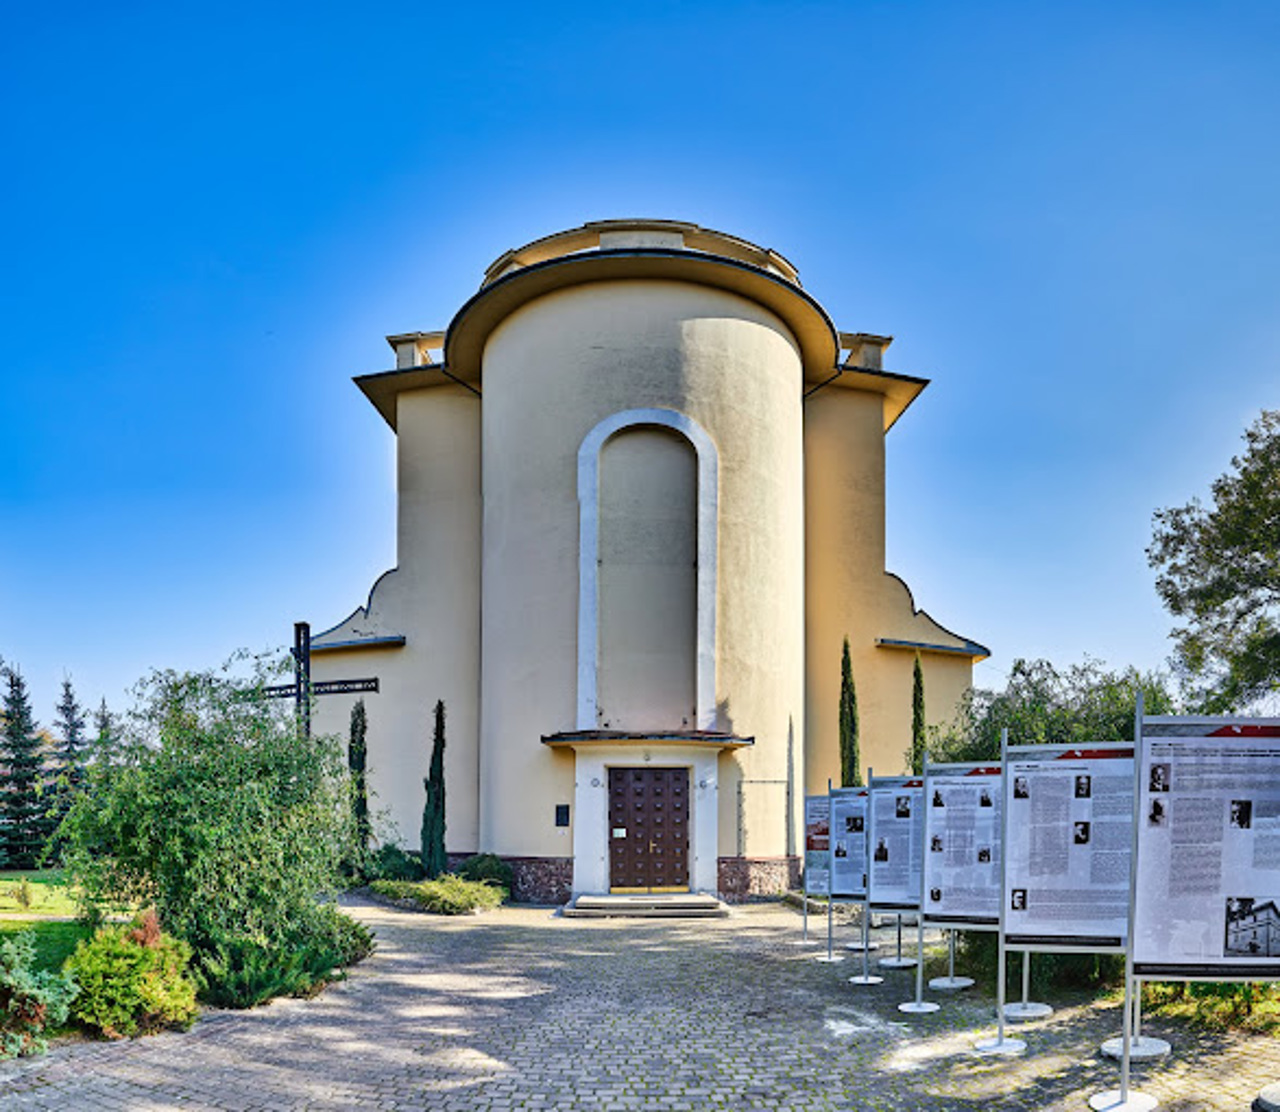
[849,899,883,985]
[975,927,1023,1054]
[1003,950,1052,1020]
[899,915,939,1013]
[930,929,974,991]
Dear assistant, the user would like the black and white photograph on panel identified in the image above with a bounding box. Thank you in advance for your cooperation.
[1225,897,1280,958]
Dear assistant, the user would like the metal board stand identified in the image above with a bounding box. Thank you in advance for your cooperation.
[848,766,884,986]
[975,729,1025,1055]
[1089,691,1157,1111]
[899,760,938,1012]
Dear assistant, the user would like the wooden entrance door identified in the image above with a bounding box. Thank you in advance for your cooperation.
[608,767,690,892]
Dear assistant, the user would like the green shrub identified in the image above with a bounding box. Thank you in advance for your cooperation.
[64,910,197,1039]
[0,930,78,1058]
[456,853,513,894]
[370,844,423,881]
[194,906,373,1009]
[370,875,504,915]
[315,904,375,966]
[195,935,336,1009]
[58,660,362,1007]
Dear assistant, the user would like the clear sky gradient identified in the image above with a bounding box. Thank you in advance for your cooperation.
[3,1,1277,726]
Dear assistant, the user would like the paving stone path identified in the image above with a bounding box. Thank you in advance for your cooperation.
[2,895,1278,1110]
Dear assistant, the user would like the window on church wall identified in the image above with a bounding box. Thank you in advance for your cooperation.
[596,427,697,731]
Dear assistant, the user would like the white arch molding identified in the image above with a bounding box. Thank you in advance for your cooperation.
[577,407,718,730]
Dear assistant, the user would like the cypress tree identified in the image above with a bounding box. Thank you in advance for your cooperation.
[348,699,371,863]
[910,653,927,776]
[839,637,861,787]
[1,668,52,867]
[421,699,447,879]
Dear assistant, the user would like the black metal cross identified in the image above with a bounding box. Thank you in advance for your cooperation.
[264,621,379,736]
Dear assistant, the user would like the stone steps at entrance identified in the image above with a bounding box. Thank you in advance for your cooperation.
[562,893,730,919]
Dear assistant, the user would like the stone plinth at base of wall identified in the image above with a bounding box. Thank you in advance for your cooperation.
[443,853,572,904]
[718,856,801,903]
[504,857,575,904]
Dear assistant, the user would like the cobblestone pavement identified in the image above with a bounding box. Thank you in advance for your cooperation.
[2,896,1278,1110]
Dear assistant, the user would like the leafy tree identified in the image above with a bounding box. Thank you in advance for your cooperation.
[59,658,363,1004]
[839,637,861,787]
[909,653,926,775]
[421,700,447,879]
[1148,409,1280,711]
[348,699,371,868]
[932,657,1178,764]
[0,668,54,868]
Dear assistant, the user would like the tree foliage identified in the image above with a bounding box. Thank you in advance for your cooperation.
[49,677,89,857]
[932,657,1178,764]
[59,657,361,1002]
[909,654,926,775]
[348,699,371,866]
[1148,409,1280,711]
[421,700,447,879]
[0,669,53,868]
[839,638,861,787]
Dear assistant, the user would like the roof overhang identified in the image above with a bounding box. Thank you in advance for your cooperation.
[542,730,754,750]
[355,244,928,434]
[877,636,990,662]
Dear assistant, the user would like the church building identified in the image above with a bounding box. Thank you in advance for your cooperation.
[310,220,987,903]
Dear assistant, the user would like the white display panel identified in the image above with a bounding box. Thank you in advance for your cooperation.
[804,794,830,896]
[869,777,924,911]
[1004,745,1133,950]
[1133,722,1280,978]
[922,764,1002,928]
[830,788,869,898]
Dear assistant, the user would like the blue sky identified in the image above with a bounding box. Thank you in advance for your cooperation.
[3,1,1277,725]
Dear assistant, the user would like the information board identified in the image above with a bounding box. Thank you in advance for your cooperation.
[1133,720,1280,978]
[868,777,923,911]
[804,794,831,896]
[830,788,869,899]
[922,763,1002,927]
[1004,744,1133,950]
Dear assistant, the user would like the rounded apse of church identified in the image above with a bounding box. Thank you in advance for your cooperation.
[459,221,818,881]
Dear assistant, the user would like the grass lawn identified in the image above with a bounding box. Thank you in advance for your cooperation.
[0,919,93,972]
[0,869,80,917]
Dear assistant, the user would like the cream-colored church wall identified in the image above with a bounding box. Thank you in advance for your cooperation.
[479,279,805,861]
[803,387,974,789]
[597,428,698,730]
[312,382,482,853]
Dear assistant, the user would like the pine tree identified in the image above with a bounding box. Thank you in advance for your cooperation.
[910,653,927,776]
[92,699,117,763]
[421,699,447,879]
[839,637,861,787]
[348,699,371,863]
[48,677,89,861]
[0,668,53,867]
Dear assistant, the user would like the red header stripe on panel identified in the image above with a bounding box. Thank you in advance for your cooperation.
[1052,748,1134,760]
[964,766,1002,776]
[1207,725,1280,737]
